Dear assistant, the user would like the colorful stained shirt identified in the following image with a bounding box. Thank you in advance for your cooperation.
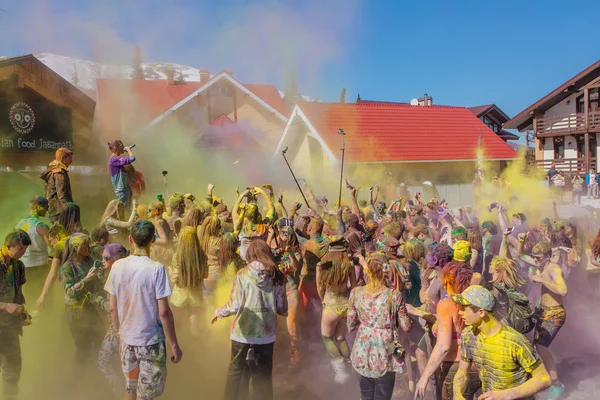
[347,286,411,378]
[215,261,288,345]
[109,155,135,196]
[460,324,541,400]
[60,257,98,307]
[0,257,26,329]
[15,215,49,267]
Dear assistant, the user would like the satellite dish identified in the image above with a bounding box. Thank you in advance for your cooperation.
[410,98,419,106]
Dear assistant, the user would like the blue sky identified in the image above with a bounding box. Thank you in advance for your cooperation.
[2,0,600,121]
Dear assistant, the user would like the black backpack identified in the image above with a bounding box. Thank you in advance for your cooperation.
[495,285,535,334]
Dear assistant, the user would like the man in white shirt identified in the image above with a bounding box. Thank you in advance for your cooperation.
[105,220,182,400]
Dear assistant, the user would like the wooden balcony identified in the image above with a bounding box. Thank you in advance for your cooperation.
[536,111,600,137]
[536,157,596,175]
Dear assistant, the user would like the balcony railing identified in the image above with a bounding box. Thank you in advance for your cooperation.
[536,157,596,175]
[536,111,600,136]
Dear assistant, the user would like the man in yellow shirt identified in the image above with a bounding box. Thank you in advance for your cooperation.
[452,286,551,400]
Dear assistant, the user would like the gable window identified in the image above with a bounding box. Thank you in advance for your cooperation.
[481,116,499,133]
[209,86,233,97]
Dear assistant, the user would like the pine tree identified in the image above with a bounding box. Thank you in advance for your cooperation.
[356,93,361,103]
[283,68,298,108]
[175,69,185,83]
[340,88,346,103]
[92,47,103,80]
[71,65,79,86]
[131,45,145,80]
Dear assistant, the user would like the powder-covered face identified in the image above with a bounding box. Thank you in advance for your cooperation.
[6,244,28,260]
[459,305,483,327]
[375,201,386,214]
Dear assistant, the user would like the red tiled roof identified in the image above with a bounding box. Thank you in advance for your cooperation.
[96,79,202,138]
[211,114,236,127]
[199,114,261,150]
[297,102,517,163]
[96,78,289,139]
[243,84,289,116]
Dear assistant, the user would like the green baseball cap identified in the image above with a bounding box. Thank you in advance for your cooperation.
[451,285,495,312]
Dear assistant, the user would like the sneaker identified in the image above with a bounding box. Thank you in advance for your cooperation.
[546,382,564,400]
[331,357,349,384]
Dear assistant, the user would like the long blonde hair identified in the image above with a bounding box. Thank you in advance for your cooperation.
[101,200,124,224]
[489,257,525,289]
[174,227,207,289]
[197,216,221,254]
[318,251,353,290]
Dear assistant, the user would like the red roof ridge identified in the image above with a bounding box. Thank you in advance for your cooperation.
[299,101,469,110]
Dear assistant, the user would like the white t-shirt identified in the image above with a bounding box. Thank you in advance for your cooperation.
[105,255,172,346]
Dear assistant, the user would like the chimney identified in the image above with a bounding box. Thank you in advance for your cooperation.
[423,94,428,106]
[165,66,175,85]
[199,68,210,84]
[427,96,433,106]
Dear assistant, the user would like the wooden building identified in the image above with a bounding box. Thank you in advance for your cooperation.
[0,54,97,169]
[505,59,600,174]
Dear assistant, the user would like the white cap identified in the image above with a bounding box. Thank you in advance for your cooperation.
[423,181,433,186]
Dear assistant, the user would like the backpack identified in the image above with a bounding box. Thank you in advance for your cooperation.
[495,285,535,334]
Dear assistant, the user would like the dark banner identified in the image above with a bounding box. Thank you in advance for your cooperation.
[0,89,73,152]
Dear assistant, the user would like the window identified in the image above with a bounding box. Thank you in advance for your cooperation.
[481,116,499,133]
[554,137,565,159]
[209,86,232,97]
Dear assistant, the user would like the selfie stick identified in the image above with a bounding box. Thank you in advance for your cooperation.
[337,129,346,208]
[162,171,170,199]
[281,147,311,209]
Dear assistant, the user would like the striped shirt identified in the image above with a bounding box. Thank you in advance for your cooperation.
[460,324,541,400]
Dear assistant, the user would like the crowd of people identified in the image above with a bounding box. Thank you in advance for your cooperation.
[1,142,599,400]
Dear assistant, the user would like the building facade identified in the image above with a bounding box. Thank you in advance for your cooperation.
[505,60,600,174]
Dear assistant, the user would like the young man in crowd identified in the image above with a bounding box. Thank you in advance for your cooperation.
[35,224,69,310]
[0,230,32,400]
[520,240,568,400]
[452,285,551,400]
[40,148,74,223]
[105,220,182,400]
[14,196,50,295]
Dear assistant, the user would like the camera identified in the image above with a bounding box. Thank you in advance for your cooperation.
[20,311,32,326]
[386,341,405,359]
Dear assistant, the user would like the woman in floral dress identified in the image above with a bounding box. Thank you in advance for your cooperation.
[347,253,413,400]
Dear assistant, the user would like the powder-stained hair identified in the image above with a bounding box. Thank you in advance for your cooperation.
[174,227,207,290]
[442,260,473,294]
[318,251,353,290]
[245,240,285,285]
[532,241,552,258]
[467,230,482,252]
[218,232,243,273]
[366,259,385,283]
[100,200,124,225]
[197,216,221,255]
[182,207,203,229]
[426,243,454,269]
[404,238,426,264]
[489,257,524,289]
[4,230,32,247]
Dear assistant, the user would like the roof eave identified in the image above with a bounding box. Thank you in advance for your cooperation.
[348,157,519,164]
[505,59,600,130]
